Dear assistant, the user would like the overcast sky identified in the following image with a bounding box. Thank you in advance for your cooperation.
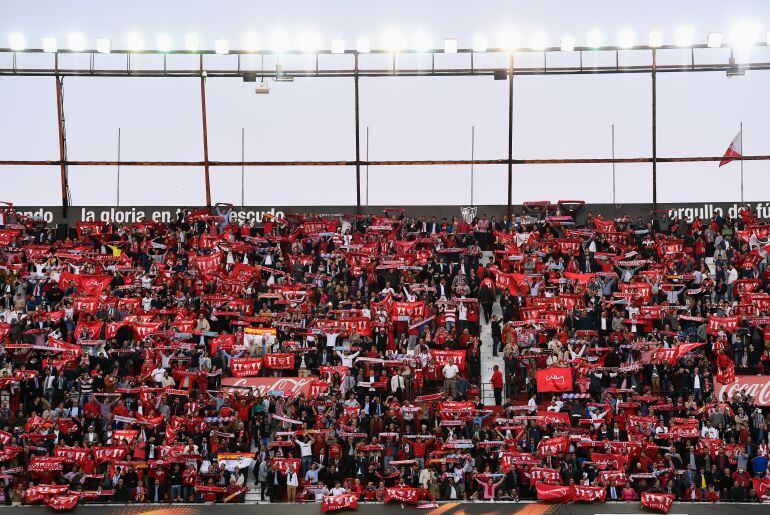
[3,0,770,207]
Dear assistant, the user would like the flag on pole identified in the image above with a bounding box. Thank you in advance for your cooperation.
[719,130,743,166]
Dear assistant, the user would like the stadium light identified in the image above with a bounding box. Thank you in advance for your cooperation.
[214,38,230,55]
[560,35,575,52]
[96,37,112,54]
[157,34,172,52]
[444,37,458,53]
[648,30,663,48]
[499,26,522,51]
[618,30,635,48]
[383,28,405,53]
[68,33,87,52]
[586,30,602,48]
[244,33,261,52]
[529,31,548,50]
[42,36,58,53]
[185,33,200,51]
[331,38,345,54]
[730,22,759,52]
[707,32,723,48]
[472,34,488,52]
[269,31,290,54]
[674,27,694,47]
[356,36,370,53]
[412,31,432,52]
[9,33,26,51]
[298,31,320,53]
[126,32,144,51]
[767,31,770,46]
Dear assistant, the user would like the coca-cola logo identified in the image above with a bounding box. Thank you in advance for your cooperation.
[716,375,770,406]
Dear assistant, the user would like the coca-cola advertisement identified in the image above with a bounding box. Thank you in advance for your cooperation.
[222,376,317,397]
[715,375,770,406]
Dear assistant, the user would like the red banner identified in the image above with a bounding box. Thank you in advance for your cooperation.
[430,349,466,371]
[46,494,80,511]
[230,357,263,377]
[641,492,675,513]
[52,446,88,465]
[321,493,359,512]
[133,321,164,339]
[93,446,127,464]
[537,435,569,457]
[707,315,740,334]
[536,483,572,502]
[390,301,425,320]
[271,457,301,475]
[263,353,295,370]
[529,467,560,483]
[572,485,607,502]
[383,487,429,505]
[536,367,574,392]
[191,251,223,273]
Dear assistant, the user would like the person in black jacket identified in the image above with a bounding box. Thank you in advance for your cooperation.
[148,478,166,503]
[266,463,285,502]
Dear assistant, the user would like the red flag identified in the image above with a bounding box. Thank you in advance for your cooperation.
[46,494,80,511]
[321,493,359,513]
[719,130,742,167]
[641,492,675,513]
[535,483,573,502]
[535,367,574,392]
[572,485,607,502]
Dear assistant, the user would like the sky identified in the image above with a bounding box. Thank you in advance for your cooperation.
[2,0,770,207]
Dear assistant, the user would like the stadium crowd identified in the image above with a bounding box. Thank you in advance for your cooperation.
[0,203,769,509]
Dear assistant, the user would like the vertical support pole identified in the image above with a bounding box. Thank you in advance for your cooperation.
[366,126,370,207]
[241,127,245,207]
[117,127,121,206]
[507,52,514,219]
[200,55,212,208]
[354,52,362,212]
[651,49,658,212]
[611,124,616,205]
[54,54,69,218]
[740,121,744,203]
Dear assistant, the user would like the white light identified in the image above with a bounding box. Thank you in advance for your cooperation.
[674,27,694,47]
[331,38,346,54]
[730,22,760,51]
[67,33,87,52]
[244,33,261,52]
[560,35,575,52]
[472,34,488,52]
[707,32,723,48]
[412,31,432,52]
[9,33,25,51]
[42,36,57,53]
[185,33,200,51]
[586,30,602,48]
[618,30,635,48]
[529,30,548,50]
[298,31,320,53]
[766,31,770,46]
[126,32,144,51]
[499,26,522,51]
[96,37,112,54]
[444,37,458,53]
[214,38,229,55]
[157,34,172,52]
[383,28,405,53]
[648,30,663,48]
[356,36,370,53]
[269,31,290,54]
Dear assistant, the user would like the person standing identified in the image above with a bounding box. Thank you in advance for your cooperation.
[286,465,299,502]
[491,315,502,356]
[491,365,504,406]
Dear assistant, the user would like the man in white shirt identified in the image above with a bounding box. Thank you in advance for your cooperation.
[285,465,299,502]
[442,362,460,398]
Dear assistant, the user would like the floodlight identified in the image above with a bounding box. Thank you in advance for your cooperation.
[707,32,723,48]
[648,31,663,48]
[185,33,200,51]
[244,33,261,52]
[472,35,488,52]
[529,31,548,50]
[214,38,230,55]
[67,33,87,52]
[444,37,458,53]
[730,22,759,51]
[586,30,602,48]
[674,27,694,47]
[499,26,522,51]
[126,32,144,51]
[356,36,370,53]
[157,34,172,52]
[96,37,112,54]
[766,31,770,46]
[298,31,320,53]
[383,28,405,53]
[269,31,290,54]
[9,33,25,51]
[42,37,58,53]
[560,35,575,52]
[618,30,635,48]
[331,38,345,54]
[413,31,432,52]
